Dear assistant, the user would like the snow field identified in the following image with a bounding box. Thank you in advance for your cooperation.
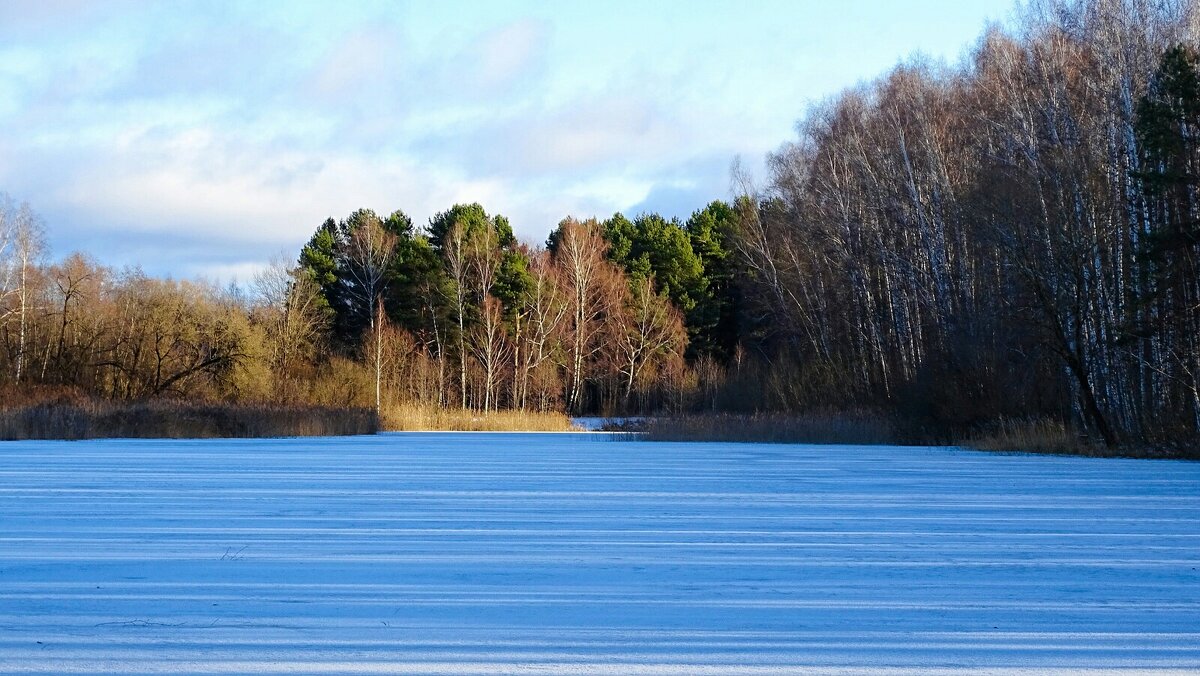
[1,433,1198,674]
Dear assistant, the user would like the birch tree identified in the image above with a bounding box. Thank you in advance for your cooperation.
[552,218,618,413]
[442,221,471,409]
[342,213,397,413]
[612,274,687,401]
[0,198,46,383]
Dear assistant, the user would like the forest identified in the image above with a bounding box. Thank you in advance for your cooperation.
[1,0,1198,450]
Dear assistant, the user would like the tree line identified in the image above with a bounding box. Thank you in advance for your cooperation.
[733,0,1200,447]
[0,194,740,419]
[288,202,738,416]
[2,0,1198,447]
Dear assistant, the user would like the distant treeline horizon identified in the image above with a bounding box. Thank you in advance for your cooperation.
[2,0,1198,449]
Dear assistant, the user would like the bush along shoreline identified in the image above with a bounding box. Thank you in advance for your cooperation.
[632,413,1199,461]
[0,399,378,440]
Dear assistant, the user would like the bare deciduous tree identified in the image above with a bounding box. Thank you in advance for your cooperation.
[554,218,620,413]
[0,197,47,382]
[612,274,688,401]
[254,253,329,396]
[342,215,397,413]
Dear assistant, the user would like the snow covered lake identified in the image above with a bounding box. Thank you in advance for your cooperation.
[1,433,1198,674]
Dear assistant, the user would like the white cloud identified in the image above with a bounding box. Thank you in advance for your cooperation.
[55,132,489,247]
[475,18,548,91]
[189,260,271,287]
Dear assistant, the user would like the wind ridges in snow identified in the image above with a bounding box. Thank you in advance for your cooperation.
[1,433,1198,672]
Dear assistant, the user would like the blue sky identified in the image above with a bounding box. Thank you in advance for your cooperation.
[0,0,1014,280]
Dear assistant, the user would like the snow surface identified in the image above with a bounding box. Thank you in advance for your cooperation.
[1,433,1198,674]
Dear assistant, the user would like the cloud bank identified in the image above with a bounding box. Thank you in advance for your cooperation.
[0,0,1013,280]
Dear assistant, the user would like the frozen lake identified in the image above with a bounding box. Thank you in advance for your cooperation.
[1,433,1198,674]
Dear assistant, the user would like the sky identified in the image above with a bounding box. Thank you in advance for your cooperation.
[0,0,1015,281]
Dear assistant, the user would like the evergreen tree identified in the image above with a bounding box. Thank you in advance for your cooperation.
[686,201,742,362]
[602,211,708,357]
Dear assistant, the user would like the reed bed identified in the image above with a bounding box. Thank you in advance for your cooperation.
[382,403,578,432]
[639,411,898,445]
[0,400,378,440]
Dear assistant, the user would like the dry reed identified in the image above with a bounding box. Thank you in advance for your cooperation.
[382,403,578,432]
[639,411,898,445]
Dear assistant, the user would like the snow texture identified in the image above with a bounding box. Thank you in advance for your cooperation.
[1,433,1198,674]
